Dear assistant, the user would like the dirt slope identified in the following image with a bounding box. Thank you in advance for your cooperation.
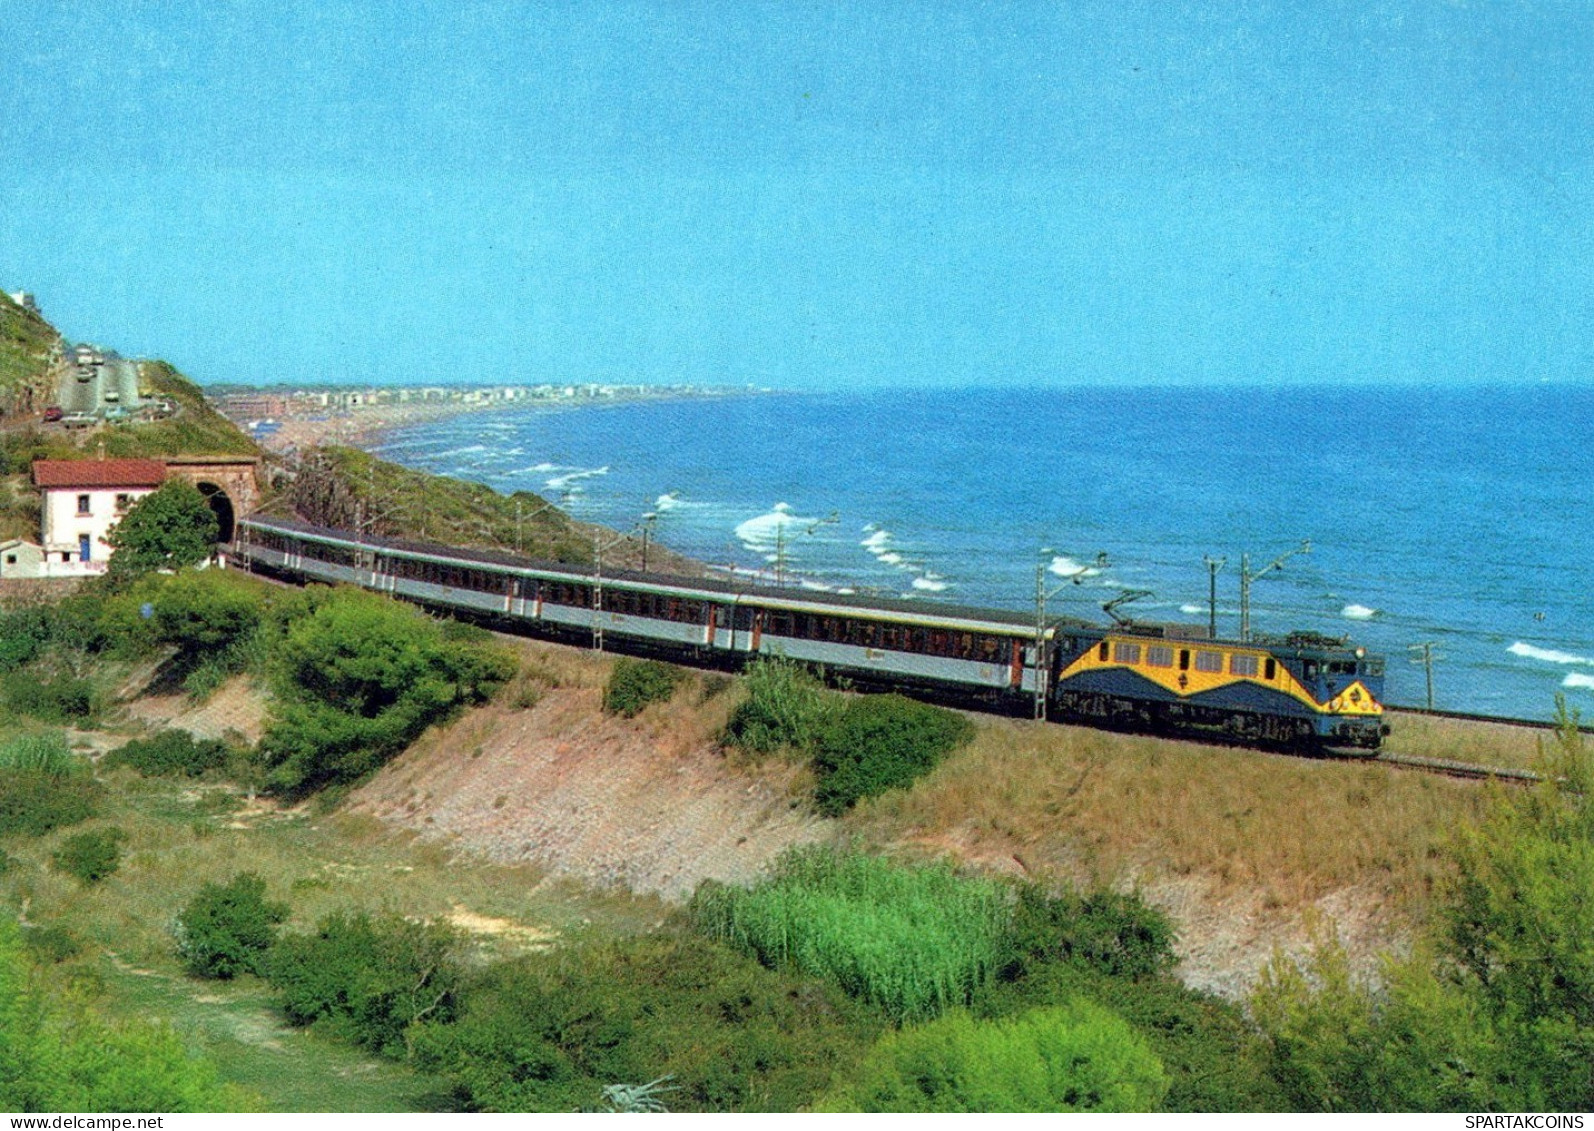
[347,686,831,900]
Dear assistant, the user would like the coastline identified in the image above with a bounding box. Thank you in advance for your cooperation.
[233,388,772,456]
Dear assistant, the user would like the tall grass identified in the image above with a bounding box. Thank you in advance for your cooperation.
[720,658,835,757]
[691,846,1011,1023]
[0,731,81,777]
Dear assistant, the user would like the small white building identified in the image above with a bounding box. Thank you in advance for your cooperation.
[0,539,46,579]
[31,458,168,576]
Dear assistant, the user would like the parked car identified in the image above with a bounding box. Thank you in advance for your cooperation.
[104,406,130,423]
[61,412,95,429]
[42,405,64,422]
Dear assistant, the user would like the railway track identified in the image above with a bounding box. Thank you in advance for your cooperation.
[1372,750,1541,783]
[1368,706,1592,784]
[1388,704,1593,734]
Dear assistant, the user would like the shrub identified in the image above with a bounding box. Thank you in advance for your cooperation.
[105,480,219,580]
[0,773,100,837]
[259,587,515,795]
[819,1002,1168,1112]
[52,828,125,884]
[721,658,835,756]
[691,846,1011,1024]
[176,873,290,980]
[105,730,231,778]
[411,932,875,1113]
[146,570,267,694]
[0,606,53,672]
[267,910,462,1058]
[3,671,97,723]
[22,924,82,964]
[1008,884,1177,980]
[603,658,683,717]
[812,694,974,815]
[2,915,254,1111]
[978,956,1283,1112]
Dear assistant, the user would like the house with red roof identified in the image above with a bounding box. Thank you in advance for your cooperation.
[28,458,168,576]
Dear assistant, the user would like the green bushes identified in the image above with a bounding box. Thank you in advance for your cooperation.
[105,730,232,778]
[0,605,53,672]
[813,695,973,816]
[143,569,266,694]
[692,847,1012,1023]
[1,915,250,1112]
[267,910,463,1058]
[52,828,125,884]
[176,873,289,979]
[1250,704,1594,1111]
[820,1003,1168,1112]
[105,479,219,580]
[0,733,99,836]
[1008,884,1177,980]
[602,658,683,717]
[722,658,834,755]
[3,670,97,722]
[723,661,973,814]
[411,933,874,1113]
[259,587,516,795]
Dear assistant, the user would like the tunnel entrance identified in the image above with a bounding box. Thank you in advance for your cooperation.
[196,482,235,543]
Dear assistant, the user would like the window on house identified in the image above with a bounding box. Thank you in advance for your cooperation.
[4,554,15,565]
[76,494,91,515]
[115,494,132,512]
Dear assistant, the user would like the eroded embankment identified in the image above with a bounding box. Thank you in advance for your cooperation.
[346,683,832,900]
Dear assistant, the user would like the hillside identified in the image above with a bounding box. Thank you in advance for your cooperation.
[0,291,63,418]
[282,444,702,571]
[336,632,1544,998]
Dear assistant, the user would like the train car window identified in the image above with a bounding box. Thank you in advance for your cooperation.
[1265,658,1277,681]
[1113,642,1141,665]
[1195,651,1224,673]
[1304,662,1319,679]
[1231,654,1260,677]
[1146,645,1174,668]
[1098,641,1109,662]
[979,636,1002,661]
[1364,659,1384,676]
[1178,649,1191,671]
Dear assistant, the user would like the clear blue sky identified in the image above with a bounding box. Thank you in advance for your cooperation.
[3,1,1591,388]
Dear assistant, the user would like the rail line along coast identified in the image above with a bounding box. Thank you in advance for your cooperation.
[233,514,1392,758]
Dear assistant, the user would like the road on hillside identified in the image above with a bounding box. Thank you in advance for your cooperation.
[56,354,143,415]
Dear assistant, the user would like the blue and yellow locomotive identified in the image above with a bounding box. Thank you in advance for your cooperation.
[1047,625,1387,751]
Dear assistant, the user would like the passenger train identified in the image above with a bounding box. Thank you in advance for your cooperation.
[231,515,1388,754]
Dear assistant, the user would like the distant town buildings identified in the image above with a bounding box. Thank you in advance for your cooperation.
[207,382,755,434]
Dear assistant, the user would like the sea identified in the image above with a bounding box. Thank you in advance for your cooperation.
[367,384,1594,722]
